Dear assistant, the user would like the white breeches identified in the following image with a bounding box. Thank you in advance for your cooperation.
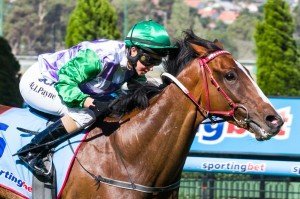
[19,62,96,128]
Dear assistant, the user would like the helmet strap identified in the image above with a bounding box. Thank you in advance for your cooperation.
[126,47,142,69]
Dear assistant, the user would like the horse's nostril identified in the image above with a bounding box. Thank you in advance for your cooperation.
[266,115,283,128]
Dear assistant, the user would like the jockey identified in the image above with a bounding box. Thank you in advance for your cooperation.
[17,20,176,179]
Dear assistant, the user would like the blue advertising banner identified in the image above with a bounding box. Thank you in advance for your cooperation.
[184,157,300,177]
[190,97,299,157]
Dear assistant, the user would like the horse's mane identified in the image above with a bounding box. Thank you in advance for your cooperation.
[110,82,161,116]
[111,29,222,115]
[164,29,222,76]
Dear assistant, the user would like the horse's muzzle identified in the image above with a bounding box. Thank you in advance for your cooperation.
[250,114,284,141]
[265,114,284,135]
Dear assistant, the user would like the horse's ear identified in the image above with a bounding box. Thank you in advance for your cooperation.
[190,43,208,55]
[213,39,224,49]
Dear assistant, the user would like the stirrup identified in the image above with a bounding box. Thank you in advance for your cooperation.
[33,153,54,180]
[19,151,54,181]
[34,154,53,174]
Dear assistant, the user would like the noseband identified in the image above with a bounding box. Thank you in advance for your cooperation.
[162,50,250,127]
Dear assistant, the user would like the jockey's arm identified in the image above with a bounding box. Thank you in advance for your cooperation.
[55,49,101,108]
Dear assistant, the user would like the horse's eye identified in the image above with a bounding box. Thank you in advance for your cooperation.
[225,71,237,82]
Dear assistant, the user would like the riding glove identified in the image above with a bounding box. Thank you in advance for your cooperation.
[89,100,112,118]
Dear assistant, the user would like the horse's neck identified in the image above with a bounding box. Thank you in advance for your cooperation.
[116,64,204,185]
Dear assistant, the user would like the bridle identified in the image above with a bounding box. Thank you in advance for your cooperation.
[162,50,250,127]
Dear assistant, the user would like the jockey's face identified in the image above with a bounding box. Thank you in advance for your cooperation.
[130,47,162,76]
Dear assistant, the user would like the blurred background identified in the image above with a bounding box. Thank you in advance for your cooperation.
[1,0,299,57]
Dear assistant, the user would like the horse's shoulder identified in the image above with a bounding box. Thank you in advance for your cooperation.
[78,104,156,155]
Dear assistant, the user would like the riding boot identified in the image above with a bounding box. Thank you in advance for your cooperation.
[17,119,68,178]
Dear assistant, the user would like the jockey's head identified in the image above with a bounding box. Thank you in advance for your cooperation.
[124,20,176,73]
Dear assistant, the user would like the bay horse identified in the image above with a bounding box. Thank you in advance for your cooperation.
[0,30,283,199]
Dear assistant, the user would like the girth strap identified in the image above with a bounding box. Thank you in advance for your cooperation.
[94,175,181,194]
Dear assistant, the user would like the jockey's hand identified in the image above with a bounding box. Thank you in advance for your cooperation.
[89,100,111,118]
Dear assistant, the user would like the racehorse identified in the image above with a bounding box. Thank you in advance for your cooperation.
[0,30,283,199]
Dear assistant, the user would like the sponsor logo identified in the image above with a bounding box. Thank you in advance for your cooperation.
[291,166,300,175]
[195,107,292,144]
[0,123,8,158]
[0,169,32,192]
[202,161,266,173]
[29,82,56,99]
[0,123,32,193]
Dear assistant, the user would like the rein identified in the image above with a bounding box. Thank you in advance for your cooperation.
[162,50,250,126]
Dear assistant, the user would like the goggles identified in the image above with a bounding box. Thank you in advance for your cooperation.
[139,51,162,67]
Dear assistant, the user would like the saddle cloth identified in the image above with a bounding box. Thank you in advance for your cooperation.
[0,107,87,199]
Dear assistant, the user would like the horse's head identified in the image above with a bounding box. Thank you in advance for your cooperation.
[164,30,283,141]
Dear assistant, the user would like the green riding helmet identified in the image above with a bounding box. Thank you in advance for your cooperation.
[124,20,176,56]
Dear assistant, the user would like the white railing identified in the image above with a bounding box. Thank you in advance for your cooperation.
[16,55,38,74]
